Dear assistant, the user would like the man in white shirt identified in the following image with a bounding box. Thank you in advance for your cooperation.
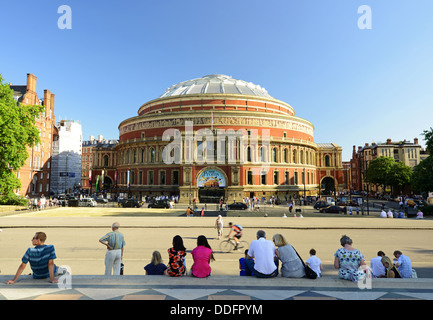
[380,210,387,218]
[370,251,386,278]
[247,230,278,278]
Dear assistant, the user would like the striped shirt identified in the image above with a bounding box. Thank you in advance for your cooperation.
[99,230,125,250]
[22,245,58,279]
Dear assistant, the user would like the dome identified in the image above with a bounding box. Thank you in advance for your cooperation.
[159,74,274,99]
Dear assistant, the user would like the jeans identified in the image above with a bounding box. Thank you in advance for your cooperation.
[104,249,122,275]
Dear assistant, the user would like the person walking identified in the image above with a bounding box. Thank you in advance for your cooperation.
[99,222,126,276]
[215,215,223,240]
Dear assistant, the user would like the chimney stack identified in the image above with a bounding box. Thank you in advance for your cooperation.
[26,73,37,93]
[414,138,419,145]
[387,138,392,144]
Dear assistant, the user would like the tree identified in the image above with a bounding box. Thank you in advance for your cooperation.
[387,161,413,195]
[364,156,395,190]
[0,74,44,196]
[412,156,433,194]
[412,128,433,194]
[422,127,433,155]
[364,156,412,195]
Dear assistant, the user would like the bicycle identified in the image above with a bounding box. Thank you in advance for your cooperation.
[219,238,249,253]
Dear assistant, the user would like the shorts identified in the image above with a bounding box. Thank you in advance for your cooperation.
[234,233,242,239]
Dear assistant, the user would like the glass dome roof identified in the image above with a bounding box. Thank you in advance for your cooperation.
[159,74,274,99]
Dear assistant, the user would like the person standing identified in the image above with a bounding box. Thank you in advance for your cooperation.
[6,232,65,284]
[99,222,125,276]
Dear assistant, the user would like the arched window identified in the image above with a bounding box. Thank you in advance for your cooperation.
[293,149,297,164]
[150,148,155,163]
[247,146,252,162]
[272,148,278,163]
[284,148,288,163]
[300,150,304,164]
[260,147,266,162]
[325,155,330,167]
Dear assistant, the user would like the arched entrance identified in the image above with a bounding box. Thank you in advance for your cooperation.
[196,168,227,203]
[321,177,336,195]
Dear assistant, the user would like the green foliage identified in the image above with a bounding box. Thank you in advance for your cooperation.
[365,156,412,193]
[364,156,395,188]
[422,128,433,155]
[0,74,44,196]
[0,193,28,205]
[412,155,433,193]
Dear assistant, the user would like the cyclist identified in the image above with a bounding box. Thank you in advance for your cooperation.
[226,222,243,250]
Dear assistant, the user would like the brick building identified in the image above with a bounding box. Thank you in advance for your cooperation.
[111,74,344,203]
[9,74,55,197]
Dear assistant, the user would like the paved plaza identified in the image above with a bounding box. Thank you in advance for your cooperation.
[1,205,433,301]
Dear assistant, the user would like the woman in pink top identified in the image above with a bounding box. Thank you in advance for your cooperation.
[191,235,215,278]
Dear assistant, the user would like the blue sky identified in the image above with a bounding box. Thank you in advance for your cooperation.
[1,0,432,161]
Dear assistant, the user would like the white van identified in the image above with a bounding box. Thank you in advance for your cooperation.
[79,198,97,207]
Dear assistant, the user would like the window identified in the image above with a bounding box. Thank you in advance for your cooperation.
[261,171,267,185]
[159,171,166,185]
[325,155,330,167]
[272,148,278,163]
[150,148,155,163]
[148,171,154,185]
[294,172,298,185]
[247,171,253,185]
[247,146,252,162]
[273,171,279,185]
[103,155,109,167]
[173,171,179,185]
[284,171,290,185]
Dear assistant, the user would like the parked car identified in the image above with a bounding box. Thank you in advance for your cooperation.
[228,202,247,210]
[314,201,331,210]
[148,200,171,208]
[79,198,97,207]
[121,199,143,208]
[320,205,345,213]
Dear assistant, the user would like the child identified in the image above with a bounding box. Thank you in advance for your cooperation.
[305,248,322,278]
[239,249,254,276]
[144,251,168,275]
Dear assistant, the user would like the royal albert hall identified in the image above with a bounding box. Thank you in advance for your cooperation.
[114,74,343,203]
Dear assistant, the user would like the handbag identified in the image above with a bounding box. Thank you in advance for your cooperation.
[293,246,317,279]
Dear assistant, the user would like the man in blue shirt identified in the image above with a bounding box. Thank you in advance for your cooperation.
[6,232,63,284]
[99,222,126,275]
[393,250,413,278]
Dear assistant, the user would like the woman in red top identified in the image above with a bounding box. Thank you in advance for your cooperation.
[167,235,187,277]
[191,235,215,278]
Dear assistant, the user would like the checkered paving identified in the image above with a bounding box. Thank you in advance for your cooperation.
[1,284,432,300]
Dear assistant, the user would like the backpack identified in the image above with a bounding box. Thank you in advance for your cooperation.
[234,224,243,231]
